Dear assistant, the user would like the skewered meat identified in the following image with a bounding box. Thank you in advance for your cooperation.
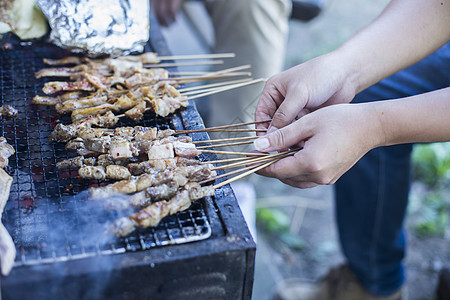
[127,157,199,175]
[78,166,106,181]
[43,56,85,66]
[49,111,119,143]
[147,143,174,160]
[56,156,96,169]
[55,95,108,114]
[124,100,148,121]
[43,52,161,67]
[35,65,90,78]
[106,165,131,180]
[89,164,215,200]
[71,103,119,123]
[0,137,15,169]
[32,91,89,106]
[0,105,18,119]
[111,183,215,237]
[172,141,201,158]
[43,80,96,94]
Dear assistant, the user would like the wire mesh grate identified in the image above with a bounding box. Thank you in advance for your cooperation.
[0,37,212,267]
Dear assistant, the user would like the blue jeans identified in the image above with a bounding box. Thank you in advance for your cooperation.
[334,42,450,296]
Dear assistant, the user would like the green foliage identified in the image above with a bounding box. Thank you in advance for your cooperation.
[412,143,450,187]
[413,193,449,237]
[256,207,305,250]
[410,143,450,237]
[256,207,290,233]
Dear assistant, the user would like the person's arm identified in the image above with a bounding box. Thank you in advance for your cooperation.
[255,0,450,132]
[254,87,450,189]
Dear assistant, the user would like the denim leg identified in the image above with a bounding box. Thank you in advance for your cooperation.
[334,42,450,296]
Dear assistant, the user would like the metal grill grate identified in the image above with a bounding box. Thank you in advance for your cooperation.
[0,36,212,267]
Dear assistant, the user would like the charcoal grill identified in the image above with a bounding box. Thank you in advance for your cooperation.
[0,15,255,300]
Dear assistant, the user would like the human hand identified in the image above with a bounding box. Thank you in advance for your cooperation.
[254,103,383,188]
[255,54,358,134]
[151,0,185,27]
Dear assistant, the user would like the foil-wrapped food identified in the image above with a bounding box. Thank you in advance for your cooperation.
[38,0,150,56]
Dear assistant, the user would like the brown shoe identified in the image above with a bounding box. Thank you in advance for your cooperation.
[274,265,404,300]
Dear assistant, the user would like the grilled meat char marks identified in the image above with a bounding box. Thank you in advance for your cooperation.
[112,183,215,237]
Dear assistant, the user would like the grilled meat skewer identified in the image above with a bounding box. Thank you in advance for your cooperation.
[110,182,215,237]
[89,163,214,199]
[49,111,119,143]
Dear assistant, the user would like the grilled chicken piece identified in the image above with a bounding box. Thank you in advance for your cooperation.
[106,165,131,180]
[43,81,96,94]
[147,143,174,160]
[157,129,176,138]
[109,138,136,160]
[55,95,108,114]
[90,179,137,199]
[65,138,101,156]
[50,123,86,143]
[0,137,15,169]
[129,198,172,229]
[145,181,179,202]
[111,183,215,236]
[150,95,189,117]
[128,158,178,175]
[56,156,97,169]
[124,100,147,121]
[77,128,114,139]
[90,163,213,199]
[78,166,106,180]
[89,111,119,128]
[71,103,119,123]
[43,57,85,66]
[49,111,119,143]
[84,137,111,153]
[0,105,18,119]
[172,141,201,158]
[35,65,89,78]
[110,217,137,237]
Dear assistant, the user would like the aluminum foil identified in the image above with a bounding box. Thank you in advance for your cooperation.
[37,0,150,57]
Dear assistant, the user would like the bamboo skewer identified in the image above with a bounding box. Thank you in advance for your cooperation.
[191,128,267,133]
[212,149,297,170]
[157,53,236,61]
[192,136,259,144]
[176,119,271,134]
[196,140,255,149]
[199,152,295,185]
[201,156,252,165]
[206,64,251,76]
[199,149,268,156]
[179,79,255,96]
[201,149,295,164]
[144,60,225,68]
[199,163,261,185]
[116,80,267,119]
[213,159,280,189]
[185,78,264,100]
[165,73,251,83]
[172,72,251,79]
[177,79,251,93]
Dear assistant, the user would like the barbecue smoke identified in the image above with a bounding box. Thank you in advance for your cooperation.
[7,188,136,299]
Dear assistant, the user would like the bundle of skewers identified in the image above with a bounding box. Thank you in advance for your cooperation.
[32,51,286,238]
[33,51,264,122]
[52,118,295,237]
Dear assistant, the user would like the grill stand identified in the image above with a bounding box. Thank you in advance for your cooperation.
[0,13,256,300]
